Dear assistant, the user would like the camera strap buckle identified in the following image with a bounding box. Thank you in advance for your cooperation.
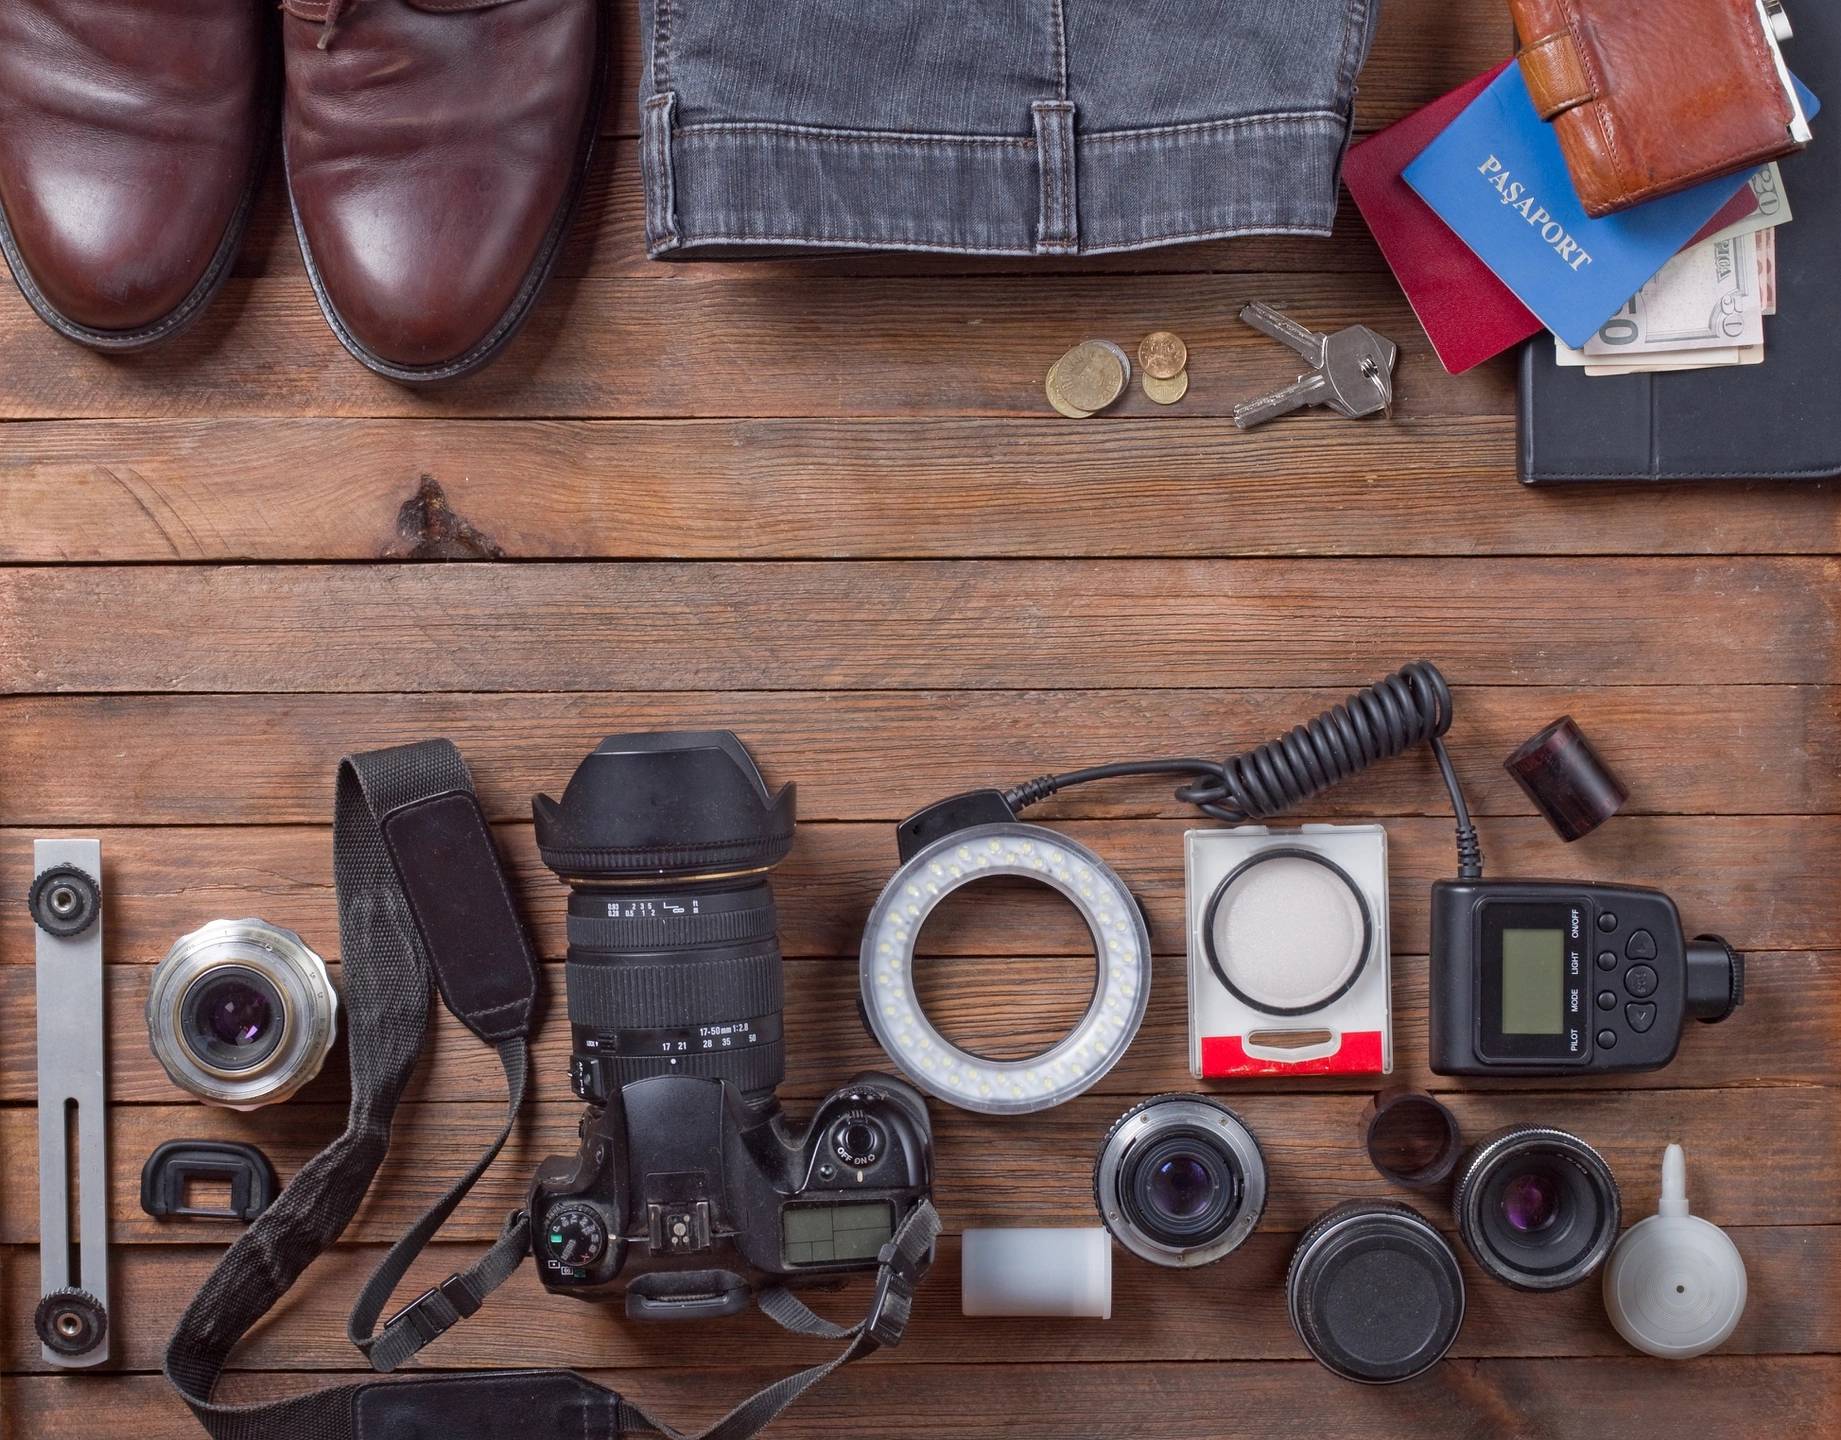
[361,1207,534,1372]
[865,1200,940,1349]
[385,1273,481,1348]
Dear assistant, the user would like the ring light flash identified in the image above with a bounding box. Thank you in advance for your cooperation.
[859,823,1150,1116]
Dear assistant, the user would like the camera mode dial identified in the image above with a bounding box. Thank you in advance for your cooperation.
[542,1203,609,1270]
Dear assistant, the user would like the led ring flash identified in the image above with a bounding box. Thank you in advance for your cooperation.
[859,823,1150,1115]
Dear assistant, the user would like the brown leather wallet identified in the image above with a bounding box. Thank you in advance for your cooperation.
[1508,0,1809,216]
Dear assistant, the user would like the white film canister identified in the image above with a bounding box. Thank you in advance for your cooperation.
[961,1228,1113,1319]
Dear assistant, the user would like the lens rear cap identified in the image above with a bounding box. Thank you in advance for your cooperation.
[1288,1201,1465,1384]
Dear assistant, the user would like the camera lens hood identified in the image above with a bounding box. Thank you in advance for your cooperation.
[533,731,796,880]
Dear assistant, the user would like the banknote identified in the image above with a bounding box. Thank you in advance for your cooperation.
[1554,336,1763,374]
[1582,349,1764,376]
[1581,231,1764,358]
[1694,163,1793,247]
[1556,222,1779,375]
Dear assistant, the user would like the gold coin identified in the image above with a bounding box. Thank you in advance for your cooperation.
[1045,373,1094,419]
[1095,339,1134,386]
[1139,331,1187,380]
[1142,369,1188,405]
[1048,341,1127,412]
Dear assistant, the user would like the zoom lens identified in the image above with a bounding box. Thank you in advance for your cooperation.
[1094,1095,1266,1267]
[147,919,337,1110]
[1454,1125,1621,1291]
[533,732,797,1108]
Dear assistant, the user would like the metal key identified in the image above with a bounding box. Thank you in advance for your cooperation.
[1232,301,1398,429]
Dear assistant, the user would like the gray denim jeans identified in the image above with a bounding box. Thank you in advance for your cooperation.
[639,0,1381,257]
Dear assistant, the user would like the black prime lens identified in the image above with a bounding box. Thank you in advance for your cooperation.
[1288,1201,1466,1384]
[563,879,786,1103]
[1094,1095,1267,1268]
[533,732,798,1108]
[1454,1125,1621,1291]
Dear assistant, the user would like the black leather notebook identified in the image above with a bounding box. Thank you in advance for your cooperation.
[1517,1,1839,484]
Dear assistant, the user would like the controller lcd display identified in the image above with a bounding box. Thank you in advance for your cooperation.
[783,1200,894,1265]
[1501,928,1566,1034]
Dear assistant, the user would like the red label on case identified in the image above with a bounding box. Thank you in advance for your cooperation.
[1199,1031,1386,1077]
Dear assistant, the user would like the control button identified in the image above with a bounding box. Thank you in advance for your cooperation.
[1597,911,1619,933]
[571,1053,611,1103]
[1596,989,1617,1010]
[1596,950,1619,972]
[832,1114,886,1168]
[1625,929,1658,960]
[1596,1028,1617,1049]
[1626,1002,1658,1033]
[1625,964,1659,998]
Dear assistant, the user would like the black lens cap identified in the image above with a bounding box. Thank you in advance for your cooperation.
[1287,1201,1466,1384]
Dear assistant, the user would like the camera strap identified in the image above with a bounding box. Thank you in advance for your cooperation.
[164,738,939,1440]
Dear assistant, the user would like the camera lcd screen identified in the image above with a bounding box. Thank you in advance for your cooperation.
[1500,928,1566,1034]
[782,1200,895,1265]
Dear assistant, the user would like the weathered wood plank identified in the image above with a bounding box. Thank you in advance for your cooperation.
[3,560,1832,694]
[6,1226,1836,1374]
[4,420,1838,563]
[1,949,1827,1107]
[3,687,1832,825]
[3,816,1830,964]
[3,1086,1831,1246]
[0,273,1516,420]
[7,1357,1839,1440]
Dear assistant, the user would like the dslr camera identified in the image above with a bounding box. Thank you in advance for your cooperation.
[528,732,935,1321]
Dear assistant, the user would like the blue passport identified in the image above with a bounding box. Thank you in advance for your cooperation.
[1405,64,1820,347]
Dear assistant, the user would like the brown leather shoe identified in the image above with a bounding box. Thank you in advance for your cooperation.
[0,0,273,349]
[282,0,606,384]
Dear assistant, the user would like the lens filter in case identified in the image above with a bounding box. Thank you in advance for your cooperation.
[1287,1201,1465,1384]
[1186,824,1390,1077]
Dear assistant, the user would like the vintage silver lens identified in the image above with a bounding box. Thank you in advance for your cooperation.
[148,919,337,1109]
[1092,1095,1266,1268]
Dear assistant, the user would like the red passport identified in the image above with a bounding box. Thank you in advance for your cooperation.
[1344,64,1762,375]
[1343,62,1540,374]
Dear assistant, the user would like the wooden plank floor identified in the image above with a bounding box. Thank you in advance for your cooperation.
[2,1,1837,1436]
